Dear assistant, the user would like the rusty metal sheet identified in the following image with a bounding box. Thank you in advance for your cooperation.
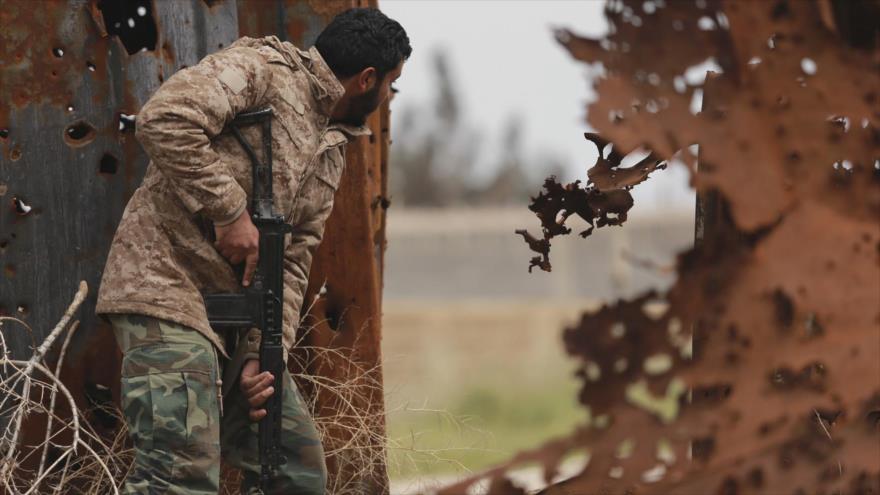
[462,1,879,493]
[1,0,239,351]
[1,0,239,487]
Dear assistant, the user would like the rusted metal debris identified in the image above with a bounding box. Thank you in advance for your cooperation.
[516,134,664,273]
[474,1,880,494]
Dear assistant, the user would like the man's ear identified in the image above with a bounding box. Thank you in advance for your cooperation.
[358,67,378,92]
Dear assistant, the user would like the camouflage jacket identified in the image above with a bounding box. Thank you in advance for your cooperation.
[96,35,368,358]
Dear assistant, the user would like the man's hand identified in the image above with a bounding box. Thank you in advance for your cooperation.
[240,359,274,422]
[214,211,259,286]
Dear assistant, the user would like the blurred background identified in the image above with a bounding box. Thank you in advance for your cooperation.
[377,1,696,492]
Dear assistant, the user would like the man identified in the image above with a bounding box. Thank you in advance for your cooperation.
[96,8,410,494]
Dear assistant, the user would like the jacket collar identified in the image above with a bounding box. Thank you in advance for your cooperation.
[231,36,371,138]
[269,37,345,118]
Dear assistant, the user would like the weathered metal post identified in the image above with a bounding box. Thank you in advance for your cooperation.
[237,2,391,493]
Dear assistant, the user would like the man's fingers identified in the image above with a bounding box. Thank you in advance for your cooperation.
[243,374,273,398]
[249,408,267,422]
[240,371,272,393]
[242,252,259,287]
[248,386,274,407]
[229,251,246,265]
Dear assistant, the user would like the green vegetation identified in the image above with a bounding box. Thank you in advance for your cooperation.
[387,379,587,478]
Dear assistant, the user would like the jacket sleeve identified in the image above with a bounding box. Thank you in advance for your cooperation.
[242,159,344,361]
[134,46,274,224]
[281,192,336,352]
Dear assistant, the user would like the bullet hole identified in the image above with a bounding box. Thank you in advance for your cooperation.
[771,0,792,19]
[673,75,687,93]
[0,128,8,139]
[118,113,136,133]
[804,313,824,337]
[641,463,665,483]
[4,264,14,278]
[97,0,157,55]
[815,407,842,426]
[12,196,32,215]
[66,104,74,113]
[690,88,704,115]
[86,61,96,72]
[325,306,342,331]
[0,239,7,251]
[772,289,794,328]
[16,304,29,316]
[692,383,733,405]
[827,115,850,133]
[769,362,827,391]
[99,153,119,175]
[9,147,22,161]
[52,47,64,58]
[832,160,854,171]
[63,120,97,147]
[692,436,715,462]
[800,58,818,76]
[697,16,715,30]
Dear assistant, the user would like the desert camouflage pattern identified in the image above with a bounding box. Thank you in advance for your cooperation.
[96,35,369,357]
[111,314,326,494]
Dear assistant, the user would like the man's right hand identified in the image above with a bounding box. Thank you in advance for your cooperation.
[214,210,260,286]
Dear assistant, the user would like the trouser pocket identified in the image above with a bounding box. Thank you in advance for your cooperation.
[114,317,222,494]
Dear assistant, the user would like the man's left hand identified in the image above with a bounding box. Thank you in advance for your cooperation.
[239,358,274,422]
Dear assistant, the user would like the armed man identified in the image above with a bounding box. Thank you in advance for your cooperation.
[95,8,410,494]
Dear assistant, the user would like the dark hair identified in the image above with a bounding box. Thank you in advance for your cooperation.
[315,8,411,80]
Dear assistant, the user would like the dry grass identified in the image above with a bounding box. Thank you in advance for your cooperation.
[0,283,462,494]
[0,282,131,495]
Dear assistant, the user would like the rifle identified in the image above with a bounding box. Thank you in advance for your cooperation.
[202,107,290,493]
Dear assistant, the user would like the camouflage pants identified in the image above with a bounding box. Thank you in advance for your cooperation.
[110,314,327,494]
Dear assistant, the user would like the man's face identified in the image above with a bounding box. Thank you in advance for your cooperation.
[339,62,404,126]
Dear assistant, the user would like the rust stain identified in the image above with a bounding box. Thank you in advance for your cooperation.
[0,4,85,120]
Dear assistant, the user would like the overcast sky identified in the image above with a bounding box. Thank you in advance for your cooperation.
[381,0,695,213]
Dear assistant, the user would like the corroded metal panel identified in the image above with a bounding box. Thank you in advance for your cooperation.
[1,0,238,350]
[0,0,240,485]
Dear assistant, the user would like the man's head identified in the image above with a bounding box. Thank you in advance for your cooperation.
[316,8,411,126]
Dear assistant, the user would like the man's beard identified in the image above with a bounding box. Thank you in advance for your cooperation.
[339,84,382,126]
